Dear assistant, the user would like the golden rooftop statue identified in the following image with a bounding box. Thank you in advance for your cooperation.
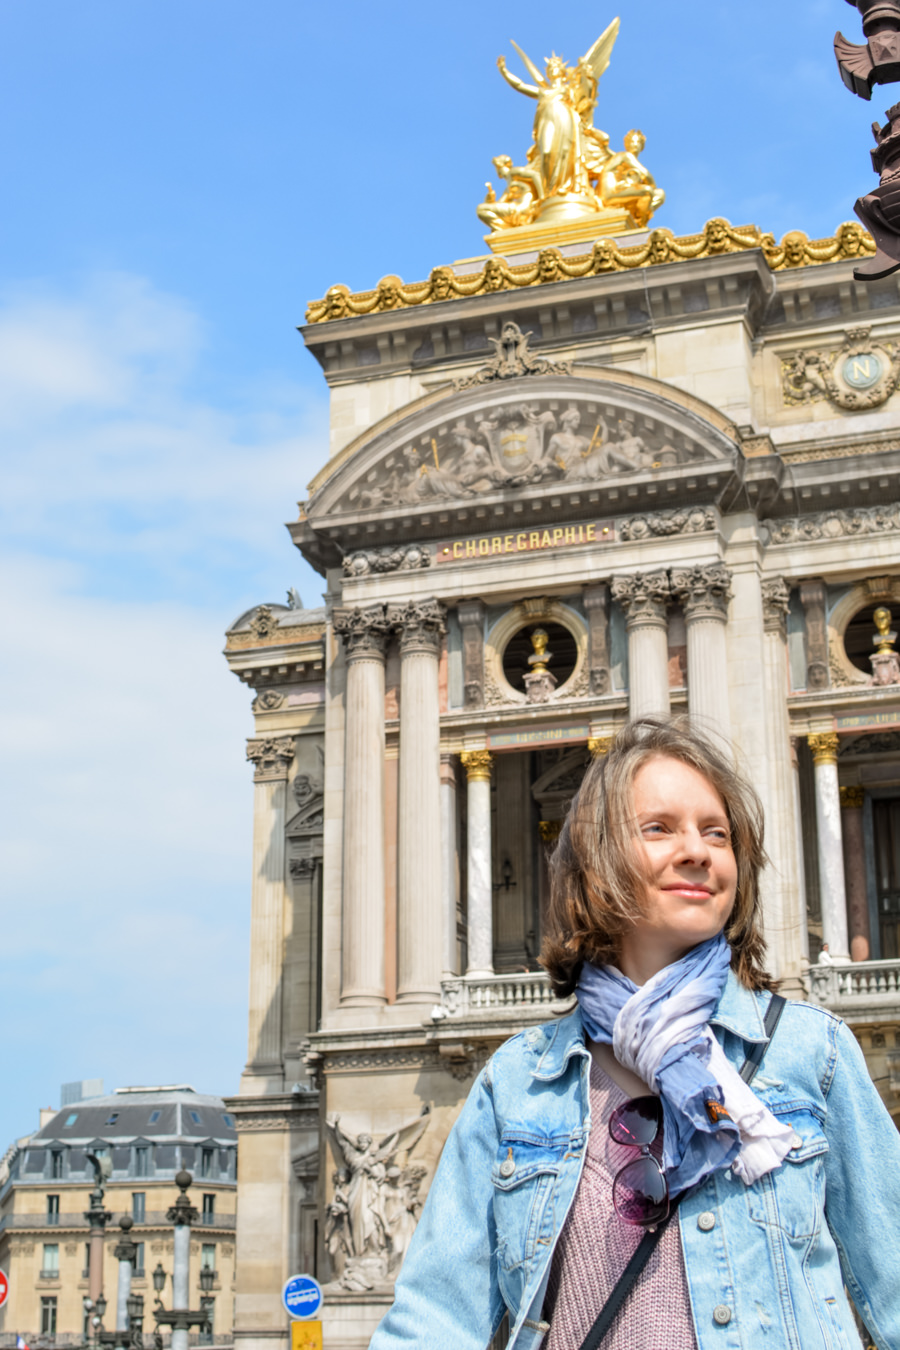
[477,20,665,253]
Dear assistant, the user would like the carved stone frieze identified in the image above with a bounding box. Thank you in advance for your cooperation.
[619,507,717,540]
[252,689,285,712]
[388,599,447,656]
[840,731,900,756]
[289,857,318,879]
[246,736,295,783]
[764,505,900,544]
[781,326,900,410]
[330,395,727,516]
[333,604,392,662]
[454,321,572,390]
[761,577,791,634]
[610,570,672,628]
[343,545,432,577]
[671,563,733,622]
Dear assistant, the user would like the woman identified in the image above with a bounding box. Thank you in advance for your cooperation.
[370,718,900,1349]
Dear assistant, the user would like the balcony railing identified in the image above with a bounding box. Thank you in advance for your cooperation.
[0,1211,235,1234]
[433,970,568,1020]
[808,958,900,1015]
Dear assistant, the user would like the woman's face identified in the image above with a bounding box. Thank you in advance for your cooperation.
[618,755,738,984]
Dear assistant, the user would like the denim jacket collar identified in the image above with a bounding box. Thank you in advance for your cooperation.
[531,969,767,1081]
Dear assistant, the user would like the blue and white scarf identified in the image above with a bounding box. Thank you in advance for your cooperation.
[576,933,796,1194]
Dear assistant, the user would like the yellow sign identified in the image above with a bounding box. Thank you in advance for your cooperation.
[436,521,614,563]
[291,1321,322,1350]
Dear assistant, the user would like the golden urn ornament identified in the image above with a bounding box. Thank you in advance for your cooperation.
[478,19,665,253]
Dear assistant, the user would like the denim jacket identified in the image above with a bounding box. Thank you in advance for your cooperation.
[370,975,900,1350]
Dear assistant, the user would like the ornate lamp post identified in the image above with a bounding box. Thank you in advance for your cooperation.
[836,0,900,277]
[151,1172,215,1350]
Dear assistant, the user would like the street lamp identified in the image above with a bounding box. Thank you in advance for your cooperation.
[151,1172,214,1350]
[152,1264,167,1296]
[198,1268,215,1296]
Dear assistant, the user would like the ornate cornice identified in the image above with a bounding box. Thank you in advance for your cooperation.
[333,604,392,662]
[761,577,791,634]
[246,736,295,783]
[226,622,324,652]
[764,505,900,544]
[671,563,733,622]
[460,749,493,781]
[304,220,874,323]
[610,570,672,628]
[388,598,447,655]
[619,507,716,541]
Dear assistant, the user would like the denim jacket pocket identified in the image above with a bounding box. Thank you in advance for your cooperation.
[492,1131,567,1273]
[745,1103,829,1241]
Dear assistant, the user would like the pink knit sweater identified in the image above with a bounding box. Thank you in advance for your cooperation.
[542,1058,698,1350]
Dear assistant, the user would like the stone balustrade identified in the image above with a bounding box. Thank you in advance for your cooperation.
[433,970,567,1020]
[808,958,900,1020]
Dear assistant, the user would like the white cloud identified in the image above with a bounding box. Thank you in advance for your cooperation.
[0,274,329,1142]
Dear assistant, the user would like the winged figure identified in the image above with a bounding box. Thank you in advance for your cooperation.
[496,20,619,199]
[325,1109,430,1264]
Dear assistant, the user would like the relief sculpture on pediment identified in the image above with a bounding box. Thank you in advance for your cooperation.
[341,397,725,514]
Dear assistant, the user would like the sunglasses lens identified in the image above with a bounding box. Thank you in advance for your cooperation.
[613,1156,669,1227]
[609,1095,663,1147]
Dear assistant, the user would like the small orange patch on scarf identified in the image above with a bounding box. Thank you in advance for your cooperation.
[705,1100,732,1124]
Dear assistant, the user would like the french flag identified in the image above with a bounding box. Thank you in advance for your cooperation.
[17,1337,30,1350]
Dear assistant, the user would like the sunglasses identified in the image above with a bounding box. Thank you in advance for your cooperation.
[608,1095,669,1228]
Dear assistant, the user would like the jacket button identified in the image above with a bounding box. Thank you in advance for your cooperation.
[713,1305,732,1326]
[499,1158,516,1178]
[697,1211,716,1231]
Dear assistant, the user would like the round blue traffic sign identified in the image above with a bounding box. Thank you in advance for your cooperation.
[282,1274,323,1320]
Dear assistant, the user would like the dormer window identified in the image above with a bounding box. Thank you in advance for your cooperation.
[105,1113,119,1126]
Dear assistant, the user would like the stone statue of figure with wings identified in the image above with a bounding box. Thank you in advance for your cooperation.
[324,1108,430,1279]
[481,19,665,238]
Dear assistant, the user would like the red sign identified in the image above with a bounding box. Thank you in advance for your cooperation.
[0,1268,8,1308]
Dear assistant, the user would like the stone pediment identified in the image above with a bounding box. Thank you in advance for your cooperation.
[297,373,742,570]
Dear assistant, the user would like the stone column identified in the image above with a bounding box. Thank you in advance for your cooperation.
[84,1178,111,1306]
[789,737,810,962]
[440,753,459,978]
[391,599,446,1003]
[840,785,871,962]
[244,736,295,1081]
[809,733,850,960]
[800,580,830,691]
[113,1216,136,1331]
[460,750,493,976]
[458,599,485,708]
[167,1171,198,1350]
[583,583,611,696]
[672,563,733,738]
[611,571,671,717]
[333,606,392,1007]
[760,579,806,990]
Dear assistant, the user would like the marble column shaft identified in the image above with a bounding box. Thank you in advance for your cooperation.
[392,600,446,1003]
[244,736,295,1075]
[461,750,493,976]
[333,607,391,1006]
[440,754,459,978]
[672,563,732,737]
[171,1222,190,1350]
[809,733,850,960]
[840,785,870,962]
[116,1256,132,1331]
[611,571,671,717]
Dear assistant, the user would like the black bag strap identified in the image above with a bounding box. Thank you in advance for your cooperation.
[576,992,787,1350]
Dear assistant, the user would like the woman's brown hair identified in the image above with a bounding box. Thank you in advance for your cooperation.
[541,716,774,995]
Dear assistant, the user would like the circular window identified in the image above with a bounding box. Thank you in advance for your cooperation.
[502,622,578,693]
[844,603,896,674]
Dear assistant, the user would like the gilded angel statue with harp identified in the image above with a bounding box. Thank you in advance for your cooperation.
[479,19,665,240]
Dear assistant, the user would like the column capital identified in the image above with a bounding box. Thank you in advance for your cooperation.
[333,604,391,662]
[840,784,865,810]
[389,598,447,655]
[610,570,671,629]
[460,749,493,781]
[671,562,733,622]
[761,576,791,633]
[246,736,295,783]
[808,731,839,765]
[587,735,614,758]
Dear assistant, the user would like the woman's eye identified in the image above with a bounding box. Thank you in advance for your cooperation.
[706,828,730,843]
[641,822,666,836]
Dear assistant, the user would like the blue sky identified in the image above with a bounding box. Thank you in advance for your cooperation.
[0,0,884,1148]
